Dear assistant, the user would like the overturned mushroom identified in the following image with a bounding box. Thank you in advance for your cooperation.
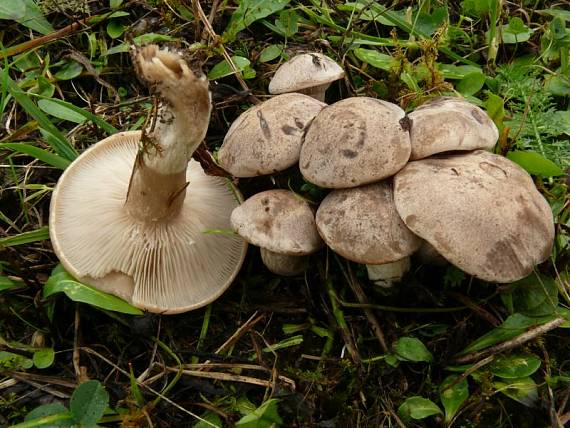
[407,96,499,160]
[316,181,422,287]
[300,97,411,188]
[218,93,325,177]
[268,53,344,102]
[49,45,247,314]
[394,150,554,283]
[231,190,323,276]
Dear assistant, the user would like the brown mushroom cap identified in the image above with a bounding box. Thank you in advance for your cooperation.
[300,97,411,188]
[268,53,344,96]
[49,131,247,314]
[230,190,322,255]
[218,94,326,177]
[316,181,422,264]
[393,150,554,283]
[408,96,499,160]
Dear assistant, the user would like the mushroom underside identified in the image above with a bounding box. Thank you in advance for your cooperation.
[50,132,247,314]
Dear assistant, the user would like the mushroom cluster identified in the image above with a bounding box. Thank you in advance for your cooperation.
[220,53,555,286]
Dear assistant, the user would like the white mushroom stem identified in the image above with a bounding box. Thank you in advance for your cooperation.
[125,45,212,222]
[298,83,330,102]
[366,257,411,288]
[260,248,308,276]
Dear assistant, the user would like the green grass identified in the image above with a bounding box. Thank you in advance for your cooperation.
[0,0,568,427]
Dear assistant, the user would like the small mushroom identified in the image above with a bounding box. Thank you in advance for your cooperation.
[49,45,247,314]
[218,93,325,177]
[300,97,411,188]
[268,53,344,102]
[316,181,422,287]
[393,150,555,283]
[407,96,499,160]
[231,190,323,276]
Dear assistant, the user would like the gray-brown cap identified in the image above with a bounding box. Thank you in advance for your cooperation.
[407,96,499,160]
[231,189,322,256]
[49,131,247,314]
[393,150,554,283]
[268,53,344,101]
[316,181,422,264]
[218,93,326,177]
[300,97,411,188]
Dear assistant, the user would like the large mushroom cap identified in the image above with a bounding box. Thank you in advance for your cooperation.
[268,53,344,98]
[50,131,247,314]
[230,190,322,256]
[218,94,325,177]
[407,96,499,160]
[316,181,422,264]
[393,150,554,283]
[300,97,411,188]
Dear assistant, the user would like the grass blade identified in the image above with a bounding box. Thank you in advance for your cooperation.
[0,227,50,247]
[0,142,71,169]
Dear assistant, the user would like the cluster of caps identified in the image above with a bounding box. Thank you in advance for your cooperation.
[220,53,555,286]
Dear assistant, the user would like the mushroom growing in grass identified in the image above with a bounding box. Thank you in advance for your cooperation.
[231,190,323,276]
[300,97,411,188]
[49,45,247,314]
[218,93,325,177]
[394,150,554,283]
[316,181,422,287]
[268,53,344,102]
[407,96,499,160]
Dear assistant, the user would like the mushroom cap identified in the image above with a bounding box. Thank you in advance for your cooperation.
[407,96,499,160]
[316,181,422,264]
[218,94,326,177]
[268,53,344,95]
[300,97,411,188]
[393,150,555,283]
[49,131,247,314]
[230,190,322,255]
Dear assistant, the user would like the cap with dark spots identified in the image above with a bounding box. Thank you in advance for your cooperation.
[316,181,422,264]
[231,190,323,256]
[407,96,499,160]
[393,150,555,283]
[268,53,344,101]
[218,93,326,177]
[300,97,411,188]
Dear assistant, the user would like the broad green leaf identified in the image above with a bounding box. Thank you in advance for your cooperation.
[439,63,483,80]
[208,56,253,80]
[394,337,433,362]
[223,0,291,42]
[398,396,442,421]
[414,7,448,36]
[0,0,54,34]
[106,20,124,39]
[439,375,469,423]
[4,72,77,160]
[29,75,55,98]
[0,275,25,291]
[38,99,87,123]
[105,33,178,55]
[34,97,118,134]
[484,92,505,130]
[545,75,570,96]
[490,354,541,379]
[504,273,559,316]
[354,48,397,71]
[538,9,570,22]
[0,351,33,370]
[235,398,282,428]
[458,313,555,355]
[194,412,222,428]
[54,60,83,80]
[273,9,299,37]
[460,0,493,18]
[44,270,143,315]
[507,150,564,177]
[456,72,486,96]
[493,376,538,407]
[70,380,109,425]
[0,227,50,247]
[33,347,55,369]
[258,44,283,63]
[496,17,535,44]
[24,403,73,428]
[110,0,123,8]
